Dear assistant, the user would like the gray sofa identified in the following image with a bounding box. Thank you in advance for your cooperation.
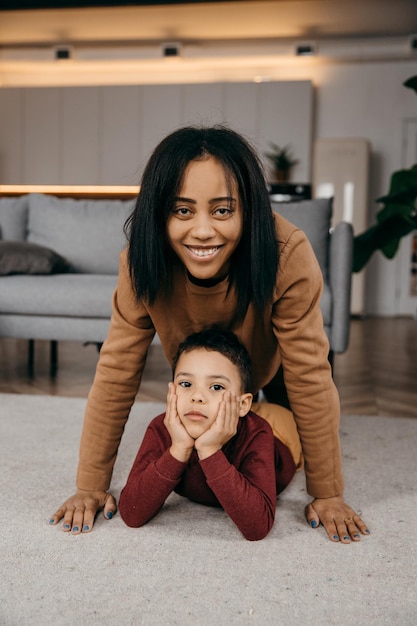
[0,193,134,357]
[0,193,352,370]
[271,198,353,357]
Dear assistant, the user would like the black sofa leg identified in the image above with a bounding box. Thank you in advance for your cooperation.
[28,339,35,377]
[82,341,103,352]
[27,339,58,376]
[50,340,58,377]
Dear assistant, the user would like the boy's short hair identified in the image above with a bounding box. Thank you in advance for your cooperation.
[172,328,252,392]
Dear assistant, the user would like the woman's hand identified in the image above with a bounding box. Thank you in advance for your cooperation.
[195,391,240,460]
[49,490,117,534]
[305,496,370,543]
[164,382,194,462]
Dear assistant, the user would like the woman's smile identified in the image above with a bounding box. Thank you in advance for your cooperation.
[185,245,222,259]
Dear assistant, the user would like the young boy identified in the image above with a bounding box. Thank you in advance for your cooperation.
[119,329,298,541]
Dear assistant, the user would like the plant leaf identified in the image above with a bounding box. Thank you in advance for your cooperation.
[376,202,417,225]
[377,165,417,205]
[353,214,417,272]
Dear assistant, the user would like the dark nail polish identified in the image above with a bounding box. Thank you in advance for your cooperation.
[63,524,70,529]
[333,534,340,541]
[83,525,90,532]
[49,519,55,524]
[343,536,350,541]
[106,511,113,520]
[353,533,360,538]
[310,520,317,528]
[365,529,370,534]
[72,526,79,532]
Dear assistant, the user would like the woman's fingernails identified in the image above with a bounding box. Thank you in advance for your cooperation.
[310,520,318,528]
[63,524,70,529]
[343,536,350,541]
[49,519,55,524]
[333,534,340,541]
[72,526,79,532]
[83,525,90,532]
[106,511,113,520]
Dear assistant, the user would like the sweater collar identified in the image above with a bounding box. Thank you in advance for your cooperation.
[186,270,229,289]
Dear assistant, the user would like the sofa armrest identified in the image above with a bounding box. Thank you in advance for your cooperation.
[328,221,353,353]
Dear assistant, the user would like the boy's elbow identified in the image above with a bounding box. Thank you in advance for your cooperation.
[118,498,145,528]
[243,527,272,541]
[120,512,144,528]
[241,516,275,541]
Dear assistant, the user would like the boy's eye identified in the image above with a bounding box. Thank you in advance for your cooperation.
[179,381,191,388]
[210,384,225,391]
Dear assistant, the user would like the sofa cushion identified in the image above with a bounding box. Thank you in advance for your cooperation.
[271,198,332,275]
[27,193,135,274]
[0,274,117,318]
[0,196,28,241]
[0,241,70,276]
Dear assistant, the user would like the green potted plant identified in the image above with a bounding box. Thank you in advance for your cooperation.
[353,75,417,272]
[264,142,299,183]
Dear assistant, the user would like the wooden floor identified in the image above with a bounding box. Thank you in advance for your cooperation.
[1,316,416,417]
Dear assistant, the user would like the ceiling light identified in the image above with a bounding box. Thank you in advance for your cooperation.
[295,43,317,56]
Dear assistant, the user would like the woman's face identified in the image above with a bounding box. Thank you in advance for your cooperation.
[166,156,243,282]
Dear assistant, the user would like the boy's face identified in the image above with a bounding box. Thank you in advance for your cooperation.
[173,348,252,440]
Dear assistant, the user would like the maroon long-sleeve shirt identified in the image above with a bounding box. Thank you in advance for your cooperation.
[119,411,296,541]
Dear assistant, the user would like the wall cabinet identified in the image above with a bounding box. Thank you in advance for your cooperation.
[0,81,313,186]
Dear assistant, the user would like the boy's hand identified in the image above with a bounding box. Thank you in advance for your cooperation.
[195,391,239,460]
[305,496,370,543]
[49,490,117,534]
[164,382,194,462]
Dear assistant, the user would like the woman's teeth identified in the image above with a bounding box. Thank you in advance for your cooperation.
[190,247,218,257]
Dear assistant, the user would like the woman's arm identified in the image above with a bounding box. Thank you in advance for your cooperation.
[50,250,155,534]
[272,219,369,542]
[272,225,343,498]
[77,250,156,492]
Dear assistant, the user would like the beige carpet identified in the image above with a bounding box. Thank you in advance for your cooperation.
[1,393,416,625]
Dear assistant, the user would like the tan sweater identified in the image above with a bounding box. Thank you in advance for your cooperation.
[77,213,343,499]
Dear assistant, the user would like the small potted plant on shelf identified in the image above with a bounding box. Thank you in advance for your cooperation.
[264,142,299,182]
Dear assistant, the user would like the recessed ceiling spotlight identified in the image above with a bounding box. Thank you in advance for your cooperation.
[54,45,73,60]
[161,42,182,58]
[295,42,317,56]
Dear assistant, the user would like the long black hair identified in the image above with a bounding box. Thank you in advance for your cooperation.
[125,125,278,320]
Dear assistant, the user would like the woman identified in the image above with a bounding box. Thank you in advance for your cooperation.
[50,125,369,543]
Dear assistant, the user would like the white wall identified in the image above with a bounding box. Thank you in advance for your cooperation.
[313,61,417,316]
[244,59,417,316]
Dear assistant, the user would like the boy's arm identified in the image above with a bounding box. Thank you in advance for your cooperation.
[199,426,277,541]
[118,416,187,527]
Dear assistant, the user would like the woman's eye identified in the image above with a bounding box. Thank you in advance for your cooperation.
[179,381,191,388]
[213,207,232,217]
[174,206,192,217]
[210,384,225,391]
